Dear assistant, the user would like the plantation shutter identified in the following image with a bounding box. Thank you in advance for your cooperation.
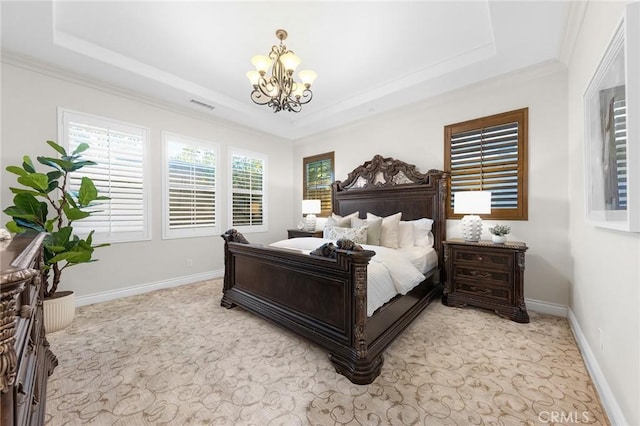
[445,108,528,220]
[230,150,266,231]
[63,110,149,242]
[613,97,627,209]
[303,152,334,217]
[164,135,218,238]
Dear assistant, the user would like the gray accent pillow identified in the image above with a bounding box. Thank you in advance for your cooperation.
[352,217,383,246]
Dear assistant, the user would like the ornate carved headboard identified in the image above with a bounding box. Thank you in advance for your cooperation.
[332,155,448,268]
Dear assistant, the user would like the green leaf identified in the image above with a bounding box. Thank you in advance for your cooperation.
[17,173,49,192]
[37,156,73,171]
[9,187,41,197]
[47,140,67,156]
[78,177,98,206]
[64,192,78,208]
[45,217,57,232]
[63,206,91,221]
[6,166,28,177]
[22,156,36,173]
[14,218,45,233]
[3,193,47,226]
[95,196,110,200]
[46,170,62,182]
[69,160,97,172]
[47,226,73,248]
[5,221,24,233]
[72,143,90,155]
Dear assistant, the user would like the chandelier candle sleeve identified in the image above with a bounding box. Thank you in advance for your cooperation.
[247,29,317,113]
[454,191,492,242]
[302,199,321,231]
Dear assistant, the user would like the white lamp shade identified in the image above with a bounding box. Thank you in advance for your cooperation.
[302,199,321,214]
[299,70,317,87]
[251,55,271,73]
[280,52,301,72]
[454,191,492,215]
[246,70,260,85]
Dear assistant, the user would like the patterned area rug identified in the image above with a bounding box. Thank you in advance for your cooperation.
[45,279,608,425]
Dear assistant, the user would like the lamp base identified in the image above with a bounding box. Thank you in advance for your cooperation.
[303,214,317,231]
[461,214,483,242]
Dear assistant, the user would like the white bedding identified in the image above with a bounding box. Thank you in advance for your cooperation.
[268,237,437,316]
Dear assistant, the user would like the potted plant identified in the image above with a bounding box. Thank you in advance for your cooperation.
[488,224,511,244]
[3,140,109,332]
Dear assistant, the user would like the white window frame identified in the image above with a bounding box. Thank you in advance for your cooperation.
[228,147,268,233]
[58,108,151,243]
[162,132,219,239]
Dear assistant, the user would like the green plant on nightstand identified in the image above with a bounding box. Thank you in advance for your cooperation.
[488,224,510,244]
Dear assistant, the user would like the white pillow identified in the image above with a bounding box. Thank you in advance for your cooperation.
[409,218,434,247]
[352,216,383,246]
[398,221,414,248]
[326,211,359,227]
[323,225,368,244]
[314,217,328,231]
[367,212,402,249]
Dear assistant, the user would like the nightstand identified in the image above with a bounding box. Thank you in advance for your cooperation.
[442,238,529,323]
[287,229,323,239]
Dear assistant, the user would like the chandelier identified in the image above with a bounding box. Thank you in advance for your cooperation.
[246,29,317,113]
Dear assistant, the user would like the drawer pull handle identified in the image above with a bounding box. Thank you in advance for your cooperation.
[469,270,491,279]
[469,286,492,295]
[477,256,483,261]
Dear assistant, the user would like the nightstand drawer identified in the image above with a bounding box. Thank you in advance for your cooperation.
[452,266,511,288]
[453,249,512,271]
[456,281,511,301]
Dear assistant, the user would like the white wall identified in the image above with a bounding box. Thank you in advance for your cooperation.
[568,1,639,424]
[294,64,570,306]
[1,60,293,299]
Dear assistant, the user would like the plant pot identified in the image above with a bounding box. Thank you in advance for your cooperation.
[491,234,507,244]
[43,290,75,333]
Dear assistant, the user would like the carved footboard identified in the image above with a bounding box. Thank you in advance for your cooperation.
[221,235,390,384]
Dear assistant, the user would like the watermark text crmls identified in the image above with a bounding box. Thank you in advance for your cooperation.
[538,411,591,424]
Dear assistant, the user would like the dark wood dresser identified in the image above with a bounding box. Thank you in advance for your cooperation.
[442,238,529,323]
[1,233,57,425]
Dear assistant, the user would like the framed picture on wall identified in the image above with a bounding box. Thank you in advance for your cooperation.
[584,2,639,232]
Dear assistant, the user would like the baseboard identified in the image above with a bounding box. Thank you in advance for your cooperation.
[567,308,627,426]
[75,269,224,307]
[525,297,568,317]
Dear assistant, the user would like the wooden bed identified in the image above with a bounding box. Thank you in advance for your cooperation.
[221,155,448,384]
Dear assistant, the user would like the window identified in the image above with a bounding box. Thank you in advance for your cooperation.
[229,148,267,233]
[59,109,150,243]
[303,152,334,217]
[163,133,219,239]
[444,108,528,220]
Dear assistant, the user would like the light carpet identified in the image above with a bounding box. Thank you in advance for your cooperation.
[45,279,608,425]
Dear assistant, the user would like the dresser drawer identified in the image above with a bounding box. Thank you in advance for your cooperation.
[453,248,512,271]
[452,266,511,288]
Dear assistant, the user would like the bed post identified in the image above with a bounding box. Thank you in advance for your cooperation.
[220,233,236,309]
[328,249,383,385]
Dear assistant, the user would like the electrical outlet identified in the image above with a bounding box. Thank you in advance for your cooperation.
[186,259,193,267]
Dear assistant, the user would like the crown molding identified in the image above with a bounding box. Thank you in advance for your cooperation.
[558,0,589,65]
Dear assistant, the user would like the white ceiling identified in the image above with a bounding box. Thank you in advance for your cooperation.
[1,1,575,141]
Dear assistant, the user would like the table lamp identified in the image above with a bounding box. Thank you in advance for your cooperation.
[301,199,321,231]
[454,191,492,242]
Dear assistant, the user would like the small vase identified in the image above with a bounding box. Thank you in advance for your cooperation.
[491,234,507,244]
